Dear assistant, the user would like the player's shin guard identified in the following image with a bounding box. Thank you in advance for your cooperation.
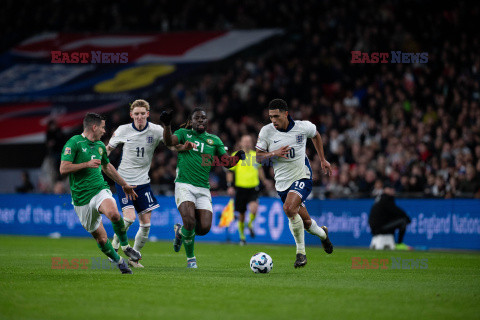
[306,219,327,240]
[181,227,196,259]
[98,239,121,262]
[112,219,129,247]
[134,223,150,252]
[288,214,306,255]
[112,217,134,249]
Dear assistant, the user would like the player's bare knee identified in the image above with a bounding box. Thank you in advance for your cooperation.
[110,211,121,222]
[283,203,297,217]
[303,219,312,229]
[96,235,108,246]
[196,223,211,236]
[183,217,196,230]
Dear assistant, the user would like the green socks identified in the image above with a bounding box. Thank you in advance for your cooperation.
[238,221,246,241]
[181,226,196,259]
[248,213,255,229]
[112,219,128,246]
[98,239,120,262]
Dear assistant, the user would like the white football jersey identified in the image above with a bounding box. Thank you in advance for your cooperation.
[108,122,164,185]
[256,118,317,192]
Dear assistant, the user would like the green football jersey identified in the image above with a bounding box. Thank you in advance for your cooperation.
[174,128,227,189]
[61,134,110,206]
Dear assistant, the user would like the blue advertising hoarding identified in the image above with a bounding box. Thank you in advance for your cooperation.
[0,194,479,250]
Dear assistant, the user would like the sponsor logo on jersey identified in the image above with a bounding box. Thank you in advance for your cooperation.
[296,134,303,143]
[98,147,103,155]
[82,148,87,152]
[147,136,154,143]
[206,139,214,145]
[273,140,281,143]
[187,134,192,138]
[64,147,71,155]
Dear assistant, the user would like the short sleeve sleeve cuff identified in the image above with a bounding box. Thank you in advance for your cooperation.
[305,121,317,139]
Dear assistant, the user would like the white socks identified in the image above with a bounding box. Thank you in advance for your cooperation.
[134,223,151,252]
[306,219,327,240]
[112,218,150,253]
[112,217,135,250]
[288,214,305,254]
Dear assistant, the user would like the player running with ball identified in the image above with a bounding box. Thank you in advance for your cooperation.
[255,99,334,268]
[160,107,245,269]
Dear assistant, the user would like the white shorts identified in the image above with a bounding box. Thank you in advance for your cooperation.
[175,182,212,212]
[74,189,115,233]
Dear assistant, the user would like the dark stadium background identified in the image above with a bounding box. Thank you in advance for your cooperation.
[1,0,478,199]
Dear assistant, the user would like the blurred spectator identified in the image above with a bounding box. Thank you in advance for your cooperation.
[16,171,34,193]
[457,164,480,195]
[45,119,65,176]
[53,179,68,194]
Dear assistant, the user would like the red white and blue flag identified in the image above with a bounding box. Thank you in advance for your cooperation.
[0,30,281,143]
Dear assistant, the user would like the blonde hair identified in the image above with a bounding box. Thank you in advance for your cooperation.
[130,99,150,112]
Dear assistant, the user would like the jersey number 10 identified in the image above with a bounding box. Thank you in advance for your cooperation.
[285,148,295,159]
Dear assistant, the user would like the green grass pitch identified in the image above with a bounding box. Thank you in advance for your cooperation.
[0,235,479,320]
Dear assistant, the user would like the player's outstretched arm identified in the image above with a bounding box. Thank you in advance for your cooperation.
[59,159,101,175]
[160,111,179,147]
[222,150,246,169]
[101,163,138,200]
[170,141,195,152]
[311,131,332,176]
[255,146,290,164]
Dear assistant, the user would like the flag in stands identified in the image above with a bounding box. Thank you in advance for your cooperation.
[219,199,235,228]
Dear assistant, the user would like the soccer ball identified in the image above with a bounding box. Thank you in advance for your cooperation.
[250,252,273,274]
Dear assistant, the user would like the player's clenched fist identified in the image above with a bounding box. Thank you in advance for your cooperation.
[160,110,173,126]
[85,159,101,168]
[321,159,332,176]
[184,141,195,150]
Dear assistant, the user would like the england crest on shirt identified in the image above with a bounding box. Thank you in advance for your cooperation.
[146,136,154,144]
[296,134,303,143]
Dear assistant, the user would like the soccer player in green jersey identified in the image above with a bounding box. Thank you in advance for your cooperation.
[160,107,246,268]
[60,113,142,274]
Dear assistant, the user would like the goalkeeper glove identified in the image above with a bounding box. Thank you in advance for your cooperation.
[160,110,173,126]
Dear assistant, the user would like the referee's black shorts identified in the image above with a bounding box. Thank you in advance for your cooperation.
[234,186,259,213]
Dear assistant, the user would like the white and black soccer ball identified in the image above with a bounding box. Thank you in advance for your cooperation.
[250,252,273,274]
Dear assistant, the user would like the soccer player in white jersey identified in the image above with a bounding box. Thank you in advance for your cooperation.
[106,99,193,267]
[256,99,334,268]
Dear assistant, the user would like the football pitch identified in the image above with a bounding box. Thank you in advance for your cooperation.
[0,236,478,320]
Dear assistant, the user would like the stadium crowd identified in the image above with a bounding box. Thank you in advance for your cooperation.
[12,0,478,198]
